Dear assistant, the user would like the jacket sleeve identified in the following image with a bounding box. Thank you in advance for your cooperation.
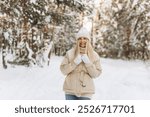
[85,58,102,78]
[60,54,77,76]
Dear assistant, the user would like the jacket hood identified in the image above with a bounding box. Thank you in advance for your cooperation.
[76,27,91,41]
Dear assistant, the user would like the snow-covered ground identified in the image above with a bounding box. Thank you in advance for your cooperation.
[0,55,150,100]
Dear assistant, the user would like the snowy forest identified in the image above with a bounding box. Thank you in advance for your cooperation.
[0,0,150,100]
[0,0,150,68]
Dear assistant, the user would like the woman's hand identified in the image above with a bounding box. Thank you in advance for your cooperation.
[74,54,82,65]
[81,54,91,64]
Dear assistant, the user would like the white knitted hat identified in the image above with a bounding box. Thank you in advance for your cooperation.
[76,27,91,41]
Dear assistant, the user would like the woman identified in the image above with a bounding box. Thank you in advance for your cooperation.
[60,27,102,100]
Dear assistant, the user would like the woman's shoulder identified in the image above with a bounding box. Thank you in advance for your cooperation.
[65,47,76,60]
[66,48,75,55]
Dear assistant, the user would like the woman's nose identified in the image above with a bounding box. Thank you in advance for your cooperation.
[81,39,84,42]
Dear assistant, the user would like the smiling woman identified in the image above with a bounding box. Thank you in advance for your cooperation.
[60,27,102,100]
[78,37,88,54]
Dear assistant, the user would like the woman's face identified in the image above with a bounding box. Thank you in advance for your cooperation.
[78,37,88,48]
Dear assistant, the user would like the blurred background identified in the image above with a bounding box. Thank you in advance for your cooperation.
[0,0,150,68]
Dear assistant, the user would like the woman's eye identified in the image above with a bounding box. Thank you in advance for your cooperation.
[84,38,87,40]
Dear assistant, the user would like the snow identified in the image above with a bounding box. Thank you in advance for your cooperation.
[83,17,92,32]
[3,32,9,40]
[132,0,139,8]
[94,0,100,8]
[30,0,37,4]
[45,16,51,23]
[146,12,150,17]
[0,55,150,100]
[100,0,112,8]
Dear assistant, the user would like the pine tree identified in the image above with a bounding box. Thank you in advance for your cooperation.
[94,0,150,60]
[0,0,94,67]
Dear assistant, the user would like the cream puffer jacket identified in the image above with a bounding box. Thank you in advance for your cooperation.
[60,48,102,97]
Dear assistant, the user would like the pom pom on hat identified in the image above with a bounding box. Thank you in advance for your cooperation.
[76,27,91,41]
